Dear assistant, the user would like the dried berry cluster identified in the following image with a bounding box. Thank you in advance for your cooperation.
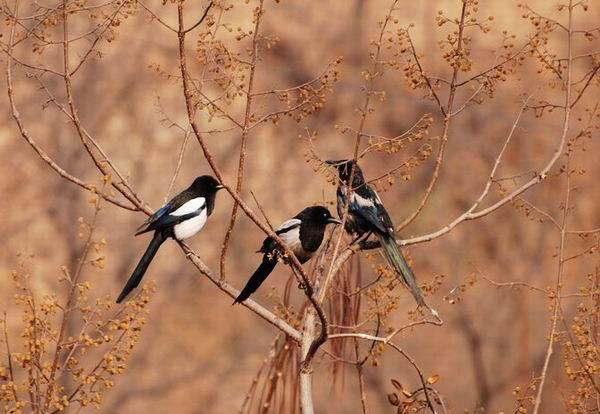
[0,208,152,414]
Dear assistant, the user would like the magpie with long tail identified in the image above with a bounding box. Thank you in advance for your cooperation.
[116,175,224,303]
[234,206,341,304]
[326,159,433,312]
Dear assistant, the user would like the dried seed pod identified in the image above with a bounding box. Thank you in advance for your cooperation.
[387,392,400,406]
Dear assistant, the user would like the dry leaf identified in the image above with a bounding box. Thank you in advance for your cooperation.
[427,374,440,384]
[391,379,403,391]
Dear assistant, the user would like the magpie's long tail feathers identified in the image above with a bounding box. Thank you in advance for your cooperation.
[234,254,277,304]
[116,232,166,304]
[377,233,427,308]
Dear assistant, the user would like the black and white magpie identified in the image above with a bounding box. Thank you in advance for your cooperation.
[116,175,224,303]
[234,206,341,304]
[326,159,429,309]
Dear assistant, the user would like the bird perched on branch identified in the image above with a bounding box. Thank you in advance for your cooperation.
[116,175,224,303]
[326,159,433,312]
[234,206,341,304]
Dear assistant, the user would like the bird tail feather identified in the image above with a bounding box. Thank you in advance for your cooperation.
[234,254,277,304]
[377,233,427,308]
[116,232,166,304]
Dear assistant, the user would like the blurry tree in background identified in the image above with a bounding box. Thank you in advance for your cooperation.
[1,0,600,413]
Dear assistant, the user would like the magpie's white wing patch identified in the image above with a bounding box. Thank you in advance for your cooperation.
[276,219,302,251]
[351,193,376,209]
[276,219,301,233]
[170,197,206,216]
[373,190,384,205]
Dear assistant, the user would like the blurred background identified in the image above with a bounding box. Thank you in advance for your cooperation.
[1,0,599,412]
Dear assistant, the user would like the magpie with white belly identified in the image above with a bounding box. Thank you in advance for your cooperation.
[326,159,429,310]
[234,206,341,304]
[116,175,223,303]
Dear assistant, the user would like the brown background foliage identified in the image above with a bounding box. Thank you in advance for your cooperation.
[1,0,600,412]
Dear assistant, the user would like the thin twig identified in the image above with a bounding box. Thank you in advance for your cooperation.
[532,5,573,410]
[219,0,263,281]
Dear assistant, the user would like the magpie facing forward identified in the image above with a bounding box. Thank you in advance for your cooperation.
[234,206,341,304]
[326,159,429,309]
[116,175,224,303]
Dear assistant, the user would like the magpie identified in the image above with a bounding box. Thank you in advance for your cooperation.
[234,206,341,304]
[116,175,224,303]
[326,159,429,310]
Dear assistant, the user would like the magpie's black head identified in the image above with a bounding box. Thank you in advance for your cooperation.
[189,175,224,195]
[297,206,341,228]
[325,159,365,186]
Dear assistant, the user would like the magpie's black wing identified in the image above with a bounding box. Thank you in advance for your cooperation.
[135,203,172,235]
[135,194,206,236]
[371,188,395,233]
[348,185,395,235]
[143,211,202,233]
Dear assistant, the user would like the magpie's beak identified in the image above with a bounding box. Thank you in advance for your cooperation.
[216,184,225,190]
[327,217,342,225]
